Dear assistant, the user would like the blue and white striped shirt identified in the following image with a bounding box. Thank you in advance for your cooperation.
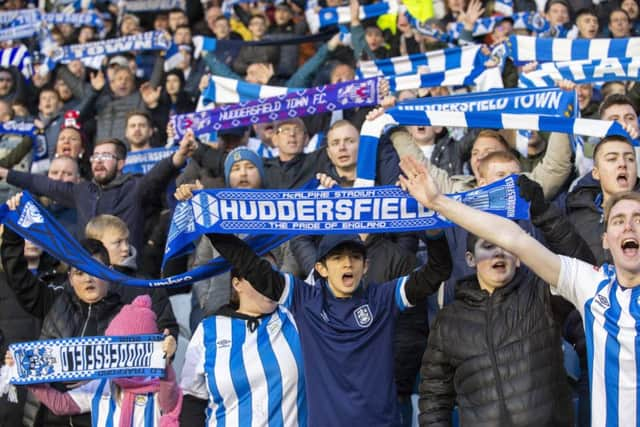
[180,306,306,427]
[558,256,640,426]
[68,379,160,427]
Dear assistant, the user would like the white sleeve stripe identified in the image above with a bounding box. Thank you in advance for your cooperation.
[278,273,292,306]
[395,276,413,310]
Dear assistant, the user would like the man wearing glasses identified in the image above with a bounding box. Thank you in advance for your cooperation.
[0,134,196,255]
[263,118,333,188]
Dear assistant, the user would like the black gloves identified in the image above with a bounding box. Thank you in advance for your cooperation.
[517,174,549,218]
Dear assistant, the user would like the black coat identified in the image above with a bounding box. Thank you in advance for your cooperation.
[419,270,573,427]
[419,202,593,427]
[1,227,123,427]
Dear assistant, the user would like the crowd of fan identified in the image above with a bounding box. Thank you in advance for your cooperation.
[0,0,638,425]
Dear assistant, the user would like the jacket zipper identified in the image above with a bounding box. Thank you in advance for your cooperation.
[485,295,510,425]
[70,305,92,427]
[80,304,92,337]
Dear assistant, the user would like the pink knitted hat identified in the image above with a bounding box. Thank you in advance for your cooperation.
[105,295,158,336]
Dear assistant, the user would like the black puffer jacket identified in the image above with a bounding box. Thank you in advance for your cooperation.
[565,173,605,264]
[419,269,572,427]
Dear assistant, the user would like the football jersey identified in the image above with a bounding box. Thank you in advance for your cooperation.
[557,256,640,427]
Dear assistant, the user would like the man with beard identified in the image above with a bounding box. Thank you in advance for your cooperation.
[0,135,197,255]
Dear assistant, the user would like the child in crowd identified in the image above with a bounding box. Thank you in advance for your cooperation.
[5,295,181,427]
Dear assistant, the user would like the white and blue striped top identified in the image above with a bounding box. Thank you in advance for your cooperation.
[558,256,640,427]
[68,379,160,427]
[180,306,306,427]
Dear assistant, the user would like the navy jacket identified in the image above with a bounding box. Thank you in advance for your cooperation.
[7,156,180,253]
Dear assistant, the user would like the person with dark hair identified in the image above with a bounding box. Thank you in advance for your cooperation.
[196,223,450,426]
[575,7,600,37]
[543,0,575,37]
[609,8,633,37]
[0,193,124,427]
[0,235,66,427]
[154,69,196,128]
[622,0,640,33]
[0,67,26,105]
[401,151,640,427]
[417,173,594,426]
[0,135,197,256]
[567,135,640,264]
[232,14,280,77]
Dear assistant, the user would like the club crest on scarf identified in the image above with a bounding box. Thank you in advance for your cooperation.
[7,335,166,385]
[14,347,56,378]
[18,201,44,229]
[337,80,377,105]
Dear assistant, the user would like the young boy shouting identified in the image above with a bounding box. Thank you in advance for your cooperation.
[206,230,451,426]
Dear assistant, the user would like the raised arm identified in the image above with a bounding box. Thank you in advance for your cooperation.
[1,226,56,318]
[1,169,76,208]
[528,131,573,199]
[205,233,286,301]
[399,156,562,287]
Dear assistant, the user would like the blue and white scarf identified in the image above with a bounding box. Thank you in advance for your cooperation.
[306,0,399,34]
[356,109,635,185]
[202,75,297,104]
[172,78,380,142]
[388,64,503,91]
[123,0,185,12]
[191,30,337,60]
[0,24,39,42]
[6,335,165,385]
[0,121,36,136]
[519,57,640,87]
[0,45,32,79]
[165,177,528,238]
[123,147,178,175]
[44,11,104,29]
[1,182,524,287]
[505,35,640,63]
[49,31,171,63]
[395,87,577,117]
[0,192,292,287]
[0,9,39,27]
[0,9,103,30]
[357,44,485,78]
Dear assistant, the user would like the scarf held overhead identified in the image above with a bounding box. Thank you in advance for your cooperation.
[163,176,529,259]
[395,87,577,117]
[171,77,380,142]
[518,57,640,87]
[355,108,634,185]
[1,192,295,287]
[49,31,171,63]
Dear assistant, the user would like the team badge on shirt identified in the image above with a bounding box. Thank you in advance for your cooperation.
[354,305,373,328]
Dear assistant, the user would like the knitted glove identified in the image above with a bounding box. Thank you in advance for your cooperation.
[517,174,549,218]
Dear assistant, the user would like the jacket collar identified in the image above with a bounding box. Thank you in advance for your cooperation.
[455,268,527,305]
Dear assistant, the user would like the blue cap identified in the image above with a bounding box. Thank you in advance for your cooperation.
[224,147,265,187]
[316,234,366,262]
